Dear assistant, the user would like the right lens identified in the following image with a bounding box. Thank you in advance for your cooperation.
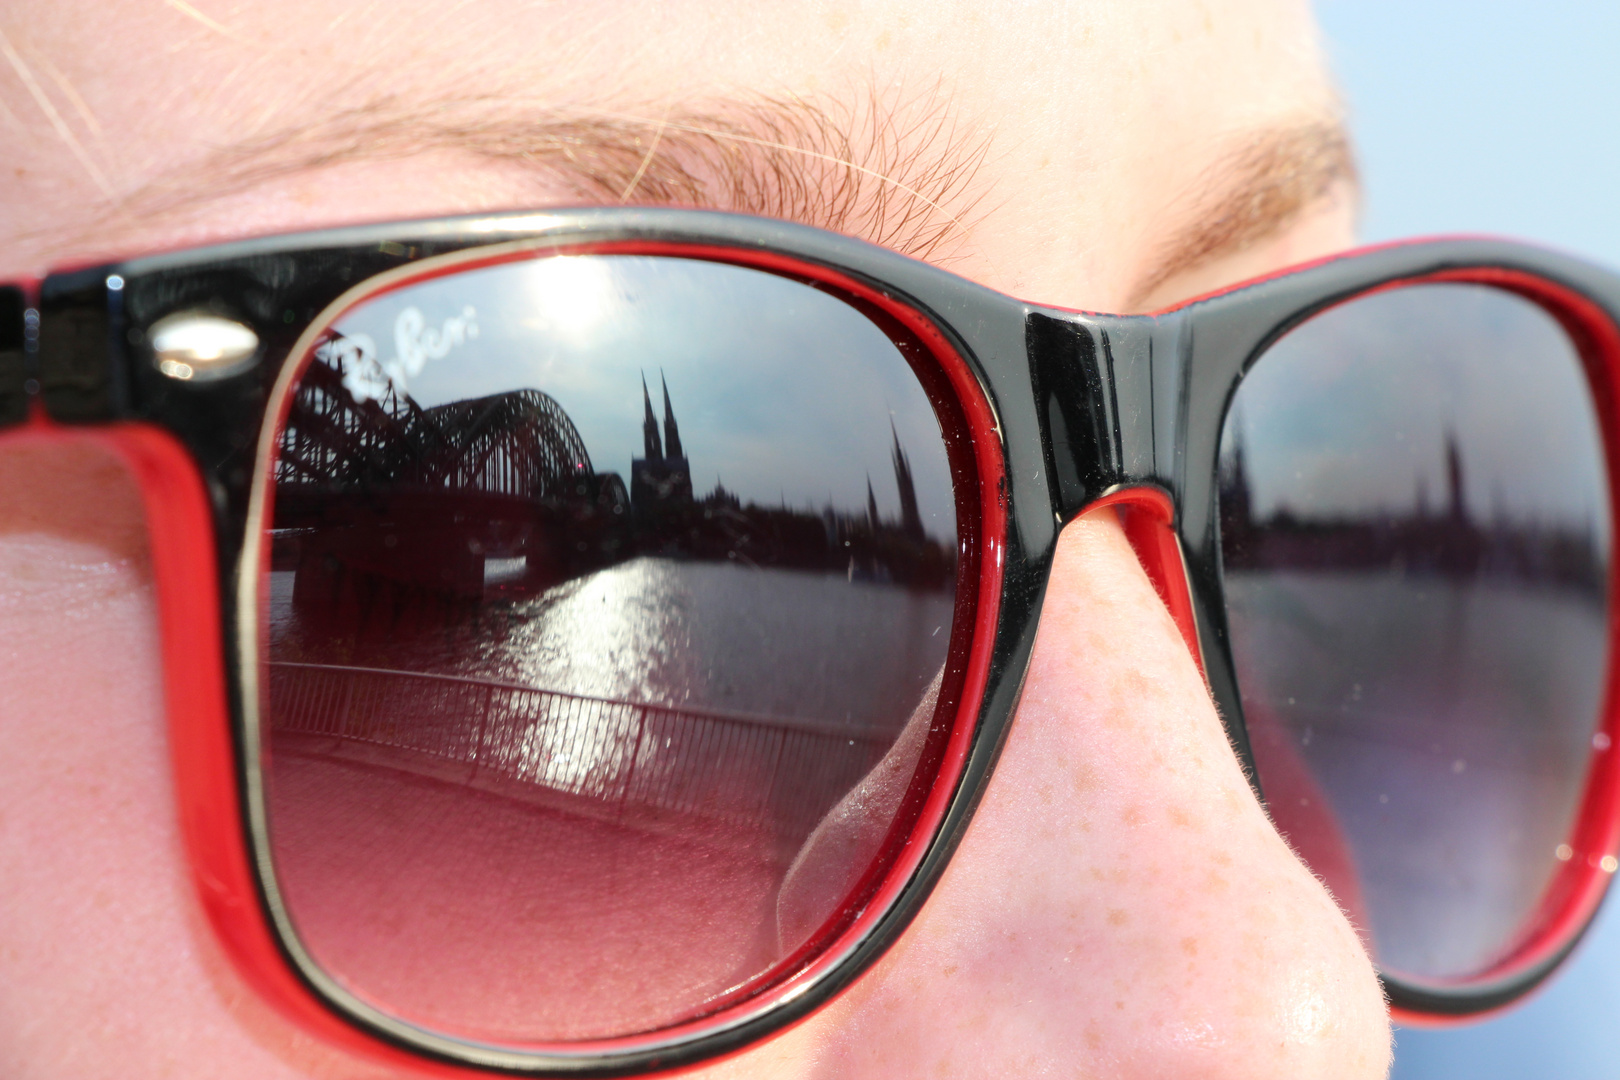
[1219,281,1612,988]
[258,252,967,1043]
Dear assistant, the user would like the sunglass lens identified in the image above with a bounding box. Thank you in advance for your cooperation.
[260,253,964,1041]
[1219,281,1612,988]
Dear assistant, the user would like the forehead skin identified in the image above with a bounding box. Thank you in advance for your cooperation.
[0,1,1386,1078]
[0,0,1348,307]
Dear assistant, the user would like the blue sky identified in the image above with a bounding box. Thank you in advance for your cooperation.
[1313,3,1620,1076]
[1317,1,1620,265]
[1230,282,1607,532]
[327,255,957,540]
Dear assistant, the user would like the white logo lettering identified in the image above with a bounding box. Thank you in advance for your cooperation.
[315,304,479,405]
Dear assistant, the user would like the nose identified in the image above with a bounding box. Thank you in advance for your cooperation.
[781,506,1393,1079]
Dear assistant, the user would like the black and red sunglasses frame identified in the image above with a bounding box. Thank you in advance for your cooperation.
[3,208,1620,1075]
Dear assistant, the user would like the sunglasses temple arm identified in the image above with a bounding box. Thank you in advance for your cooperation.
[0,281,36,427]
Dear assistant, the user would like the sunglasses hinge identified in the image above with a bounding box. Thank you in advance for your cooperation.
[37,267,129,423]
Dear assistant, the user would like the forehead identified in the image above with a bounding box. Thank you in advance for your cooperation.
[0,0,1338,304]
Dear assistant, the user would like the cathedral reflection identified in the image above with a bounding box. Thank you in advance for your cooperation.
[271,336,953,630]
[265,332,958,864]
[262,319,963,1035]
[1218,424,1604,594]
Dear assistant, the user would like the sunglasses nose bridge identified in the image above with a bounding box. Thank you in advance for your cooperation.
[1025,309,1178,524]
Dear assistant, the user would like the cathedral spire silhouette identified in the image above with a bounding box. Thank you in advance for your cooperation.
[1444,427,1469,525]
[1219,409,1252,531]
[631,372,692,511]
[661,370,684,460]
[891,420,925,542]
[640,372,663,460]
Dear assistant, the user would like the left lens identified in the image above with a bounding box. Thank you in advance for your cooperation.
[1219,280,1613,990]
[257,251,970,1044]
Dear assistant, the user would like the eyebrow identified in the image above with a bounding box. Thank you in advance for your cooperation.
[94,91,1351,302]
[1126,120,1358,309]
[101,87,994,264]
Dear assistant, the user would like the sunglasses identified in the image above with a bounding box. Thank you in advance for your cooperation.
[4,208,1618,1074]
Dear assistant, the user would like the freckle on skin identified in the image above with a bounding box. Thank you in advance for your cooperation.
[1121,804,1146,826]
[1107,908,1128,926]
[1181,936,1198,956]
[1119,668,1156,702]
[1168,805,1194,829]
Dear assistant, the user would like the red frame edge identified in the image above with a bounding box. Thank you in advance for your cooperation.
[1084,486,1205,676]
[89,240,1011,1073]
[1385,268,1620,1025]
[1101,260,1620,1025]
[78,418,468,1076]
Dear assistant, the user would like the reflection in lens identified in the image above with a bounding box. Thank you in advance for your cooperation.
[261,255,961,1041]
[1219,283,1611,986]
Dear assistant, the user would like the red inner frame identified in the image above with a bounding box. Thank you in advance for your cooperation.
[1085,486,1205,676]
[1382,267,1620,1022]
[1185,261,1620,1024]
[147,239,1010,1072]
[1120,252,1620,1023]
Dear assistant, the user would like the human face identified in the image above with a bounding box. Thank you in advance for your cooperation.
[0,1,1392,1077]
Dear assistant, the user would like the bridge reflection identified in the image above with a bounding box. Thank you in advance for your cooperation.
[275,346,629,604]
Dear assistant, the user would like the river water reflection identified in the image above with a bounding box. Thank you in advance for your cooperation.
[256,251,966,1040]
[269,557,953,736]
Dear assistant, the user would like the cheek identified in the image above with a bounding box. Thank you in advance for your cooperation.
[0,440,394,1077]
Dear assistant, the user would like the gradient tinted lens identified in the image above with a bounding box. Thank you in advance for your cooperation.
[259,253,964,1041]
[1219,282,1612,987]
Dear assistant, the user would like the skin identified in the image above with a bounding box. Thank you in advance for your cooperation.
[0,1,1392,1077]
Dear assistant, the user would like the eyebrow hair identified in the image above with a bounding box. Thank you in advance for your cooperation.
[1126,120,1358,309]
[100,85,995,264]
[83,90,1350,305]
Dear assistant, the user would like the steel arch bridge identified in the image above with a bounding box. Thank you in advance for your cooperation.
[271,347,629,603]
[276,350,599,503]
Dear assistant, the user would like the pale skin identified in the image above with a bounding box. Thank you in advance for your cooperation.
[0,1,1393,1077]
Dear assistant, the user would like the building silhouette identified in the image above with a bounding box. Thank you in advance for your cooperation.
[891,421,926,542]
[1444,428,1469,526]
[1217,424,1599,591]
[275,347,956,616]
[631,372,692,510]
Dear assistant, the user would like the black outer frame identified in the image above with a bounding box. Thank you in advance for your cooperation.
[1161,245,1620,1017]
[4,208,1620,1068]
